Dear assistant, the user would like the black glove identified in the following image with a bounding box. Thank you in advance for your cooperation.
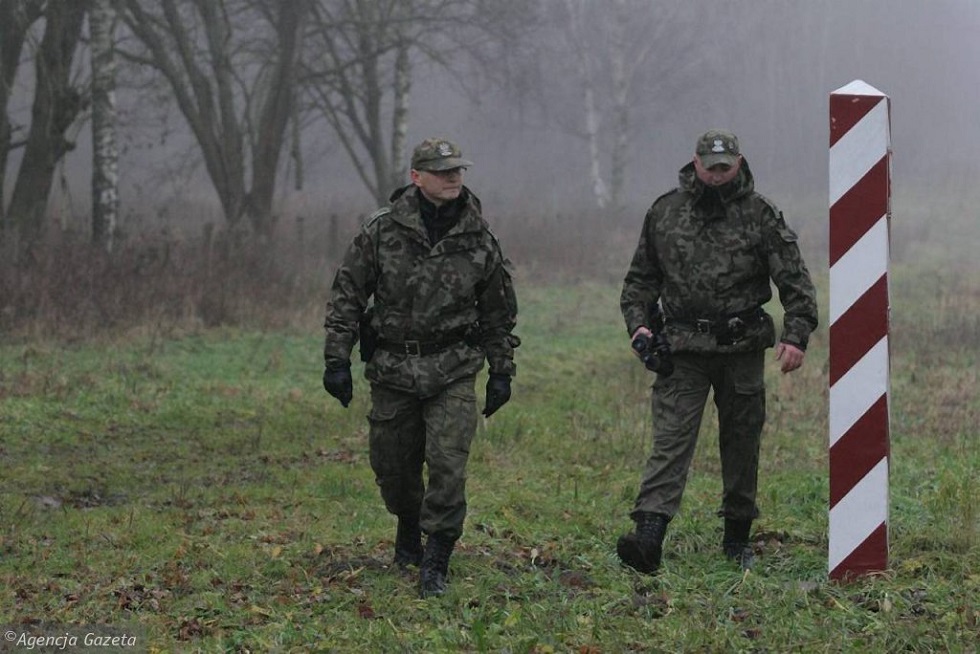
[323,364,353,408]
[482,373,511,417]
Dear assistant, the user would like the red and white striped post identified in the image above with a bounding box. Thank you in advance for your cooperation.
[828,80,891,579]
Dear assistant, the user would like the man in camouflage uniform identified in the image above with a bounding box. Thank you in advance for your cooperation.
[322,138,519,598]
[617,129,818,573]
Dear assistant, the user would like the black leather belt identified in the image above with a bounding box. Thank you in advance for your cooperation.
[668,307,764,330]
[377,337,463,356]
[667,307,765,344]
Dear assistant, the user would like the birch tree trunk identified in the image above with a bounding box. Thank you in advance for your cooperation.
[90,0,118,252]
[583,82,608,209]
[564,0,607,209]
[608,0,648,213]
[389,38,410,193]
[541,0,692,214]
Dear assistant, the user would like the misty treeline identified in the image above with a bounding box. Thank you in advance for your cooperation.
[2,1,977,270]
[1,0,767,255]
[0,0,501,249]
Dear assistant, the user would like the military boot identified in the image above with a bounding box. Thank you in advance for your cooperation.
[722,518,754,570]
[393,515,423,568]
[616,512,669,574]
[418,534,455,598]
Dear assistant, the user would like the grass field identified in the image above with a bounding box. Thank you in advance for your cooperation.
[0,266,977,652]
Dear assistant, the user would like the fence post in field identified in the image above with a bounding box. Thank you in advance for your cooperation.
[828,79,892,579]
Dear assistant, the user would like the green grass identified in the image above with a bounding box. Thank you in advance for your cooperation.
[1,270,977,653]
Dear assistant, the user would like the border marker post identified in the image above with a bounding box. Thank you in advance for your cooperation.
[828,79,892,579]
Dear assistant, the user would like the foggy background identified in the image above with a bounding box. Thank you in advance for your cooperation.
[403,0,978,227]
[5,0,980,269]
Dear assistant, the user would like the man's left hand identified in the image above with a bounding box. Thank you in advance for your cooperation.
[482,373,512,417]
[775,342,805,373]
[323,364,353,407]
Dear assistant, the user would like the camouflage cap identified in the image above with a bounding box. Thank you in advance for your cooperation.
[695,129,740,168]
[411,138,474,171]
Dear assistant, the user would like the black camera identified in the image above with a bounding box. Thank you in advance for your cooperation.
[631,331,674,377]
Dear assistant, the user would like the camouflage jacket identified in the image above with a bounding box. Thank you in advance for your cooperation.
[621,158,818,353]
[324,185,518,396]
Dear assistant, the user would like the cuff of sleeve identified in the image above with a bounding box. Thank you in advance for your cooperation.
[779,335,808,352]
[489,360,516,377]
[324,357,351,371]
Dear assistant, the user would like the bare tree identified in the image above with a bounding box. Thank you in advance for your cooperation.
[114,0,308,236]
[90,0,118,252]
[2,0,87,244]
[301,0,535,205]
[531,0,700,212]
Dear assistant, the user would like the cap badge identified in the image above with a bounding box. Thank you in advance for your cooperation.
[712,139,726,153]
[437,142,453,156]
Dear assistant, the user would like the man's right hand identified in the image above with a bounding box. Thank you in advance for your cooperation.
[775,342,805,374]
[482,373,512,417]
[630,326,653,357]
[323,364,353,407]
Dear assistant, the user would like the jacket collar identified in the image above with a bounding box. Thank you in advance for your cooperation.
[678,156,756,204]
[388,185,484,238]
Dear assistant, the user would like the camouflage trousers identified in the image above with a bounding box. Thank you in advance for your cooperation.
[632,350,766,522]
[367,375,478,542]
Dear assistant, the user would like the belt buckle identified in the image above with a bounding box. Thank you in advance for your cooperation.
[403,340,422,356]
[695,319,712,334]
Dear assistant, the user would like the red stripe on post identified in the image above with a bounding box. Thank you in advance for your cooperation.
[829,159,889,266]
[829,95,885,147]
[829,397,890,507]
[828,276,889,385]
[830,523,889,580]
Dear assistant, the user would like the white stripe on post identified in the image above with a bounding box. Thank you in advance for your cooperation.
[829,458,890,572]
[828,79,892,580]
[829,338,890,447]
[828,218,889,324]
[829,98,890,206]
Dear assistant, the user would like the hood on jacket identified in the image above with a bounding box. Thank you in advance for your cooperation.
[678,156,756,204]
[388,183,482,212]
